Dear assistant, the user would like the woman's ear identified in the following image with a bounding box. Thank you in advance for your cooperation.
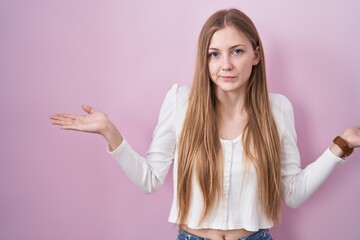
[253,46,261,65]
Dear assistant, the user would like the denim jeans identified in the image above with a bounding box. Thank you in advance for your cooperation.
[177,229,272,240]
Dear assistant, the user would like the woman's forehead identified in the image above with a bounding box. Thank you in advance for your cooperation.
[209,27,251,49]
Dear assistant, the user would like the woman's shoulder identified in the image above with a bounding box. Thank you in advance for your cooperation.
[269,93,294,119]
[170,84,191,94]
[269,93,291,105]
[269,93,293,109]
[166,84,191,102]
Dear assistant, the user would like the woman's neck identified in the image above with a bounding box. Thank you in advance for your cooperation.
[216,90,248,140]
[216,89,246,119]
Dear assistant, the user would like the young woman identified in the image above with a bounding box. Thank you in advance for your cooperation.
[50,8,360,240]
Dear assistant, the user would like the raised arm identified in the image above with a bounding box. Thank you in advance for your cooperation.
[50,104,123,151]
[273,95,360,208]
[50,85,182,193]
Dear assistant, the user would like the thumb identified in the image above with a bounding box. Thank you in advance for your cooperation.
[81,104,95,114]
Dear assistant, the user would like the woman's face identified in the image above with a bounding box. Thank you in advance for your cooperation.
[208,26,259,95]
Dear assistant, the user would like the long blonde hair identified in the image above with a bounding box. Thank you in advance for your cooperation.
[177,9,281,225]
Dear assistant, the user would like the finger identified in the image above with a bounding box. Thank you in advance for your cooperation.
[50,113,80,121]
[81,104,94,114]
[49,114,62,120]
[51,118,76,126]
[59,121,96,132]
[60,124,83,131]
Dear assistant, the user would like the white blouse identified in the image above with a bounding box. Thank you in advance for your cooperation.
[108,84,344,231]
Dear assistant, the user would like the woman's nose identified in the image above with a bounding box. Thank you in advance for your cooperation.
[221,56,233,71]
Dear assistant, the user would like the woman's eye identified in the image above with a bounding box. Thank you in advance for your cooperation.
[233,49,243,54]
[209,52,219,58]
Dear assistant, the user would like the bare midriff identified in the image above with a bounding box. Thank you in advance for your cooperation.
[181,225,255,240]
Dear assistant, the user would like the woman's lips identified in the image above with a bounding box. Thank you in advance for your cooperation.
[219,76,236,81]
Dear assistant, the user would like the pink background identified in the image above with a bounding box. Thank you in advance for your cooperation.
[1,0,360,239]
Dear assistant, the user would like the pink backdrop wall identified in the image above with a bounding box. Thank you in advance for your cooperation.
[1,0,359,239]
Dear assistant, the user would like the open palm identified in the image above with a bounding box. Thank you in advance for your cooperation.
[50,105,109,135]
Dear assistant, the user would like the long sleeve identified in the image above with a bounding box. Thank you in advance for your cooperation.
[273,94,345,208]
[108,84,179,193]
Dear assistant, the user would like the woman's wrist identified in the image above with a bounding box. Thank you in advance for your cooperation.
[101,120,123,151]
[329,142,345,158]
[330,135,354,158]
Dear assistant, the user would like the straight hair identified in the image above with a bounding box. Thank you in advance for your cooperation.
[177,8,281,225]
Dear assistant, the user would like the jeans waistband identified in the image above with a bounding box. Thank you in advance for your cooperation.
[177,229,271,240]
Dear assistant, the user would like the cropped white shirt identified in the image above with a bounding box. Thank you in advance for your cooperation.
[108,84,343,231]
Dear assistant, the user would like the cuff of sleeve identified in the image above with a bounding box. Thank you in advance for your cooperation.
[106,139,128,155]
[325,147,346,164]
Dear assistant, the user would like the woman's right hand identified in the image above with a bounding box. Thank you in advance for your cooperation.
[50,104,123,151]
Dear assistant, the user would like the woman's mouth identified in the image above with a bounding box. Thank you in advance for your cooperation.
[219,76,236,81]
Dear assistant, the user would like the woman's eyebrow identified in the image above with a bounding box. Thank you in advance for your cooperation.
[208,44,247,51]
